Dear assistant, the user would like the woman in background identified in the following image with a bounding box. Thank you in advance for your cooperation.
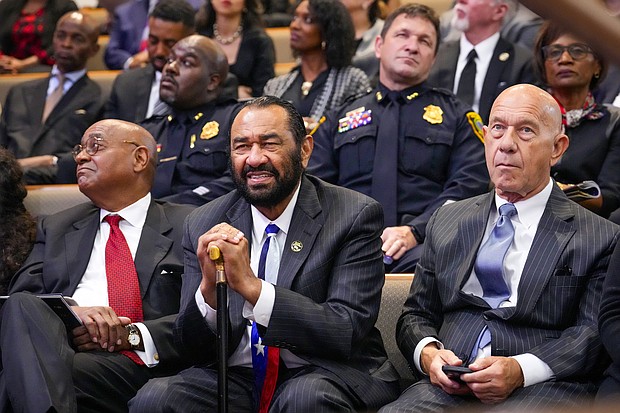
[264,0,369,131]
[341,0,383,81]
[197,0,276,99]
[0,148,36,294]
[534,21,620,219]
[0,0,78,73]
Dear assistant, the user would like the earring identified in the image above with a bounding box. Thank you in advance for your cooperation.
[321,41,326,50]
[595,72,600,79]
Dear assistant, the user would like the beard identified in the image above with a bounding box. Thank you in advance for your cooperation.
[231,149,304,208]
[451,10,470,32]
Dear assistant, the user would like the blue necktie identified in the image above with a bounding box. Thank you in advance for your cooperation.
[252,224,280,413]
[371,91,401,227]
[469,203,517,362]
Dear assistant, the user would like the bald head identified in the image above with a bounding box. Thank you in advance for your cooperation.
[484,84,569,202]
[160,35,228,109]
[75,120,157,211]
[53,12,100,73]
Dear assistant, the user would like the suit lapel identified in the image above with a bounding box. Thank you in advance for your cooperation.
[134,201,174,298]
[277,176,323,290]
[515,186,575,315]
[64,206,100,294]
[25,79,48,127]
[479,38,513,119]
[432,42,459,88]
[135,66,155,121]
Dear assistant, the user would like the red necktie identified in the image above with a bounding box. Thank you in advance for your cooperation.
[104,214,144,364]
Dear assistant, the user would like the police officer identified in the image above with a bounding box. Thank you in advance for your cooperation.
[308,4,489,273]
[142,35,240,205]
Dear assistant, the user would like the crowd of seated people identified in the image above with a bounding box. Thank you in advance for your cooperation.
[3,0,620,411]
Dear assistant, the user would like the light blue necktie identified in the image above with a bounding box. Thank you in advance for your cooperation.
[469,203,517,362]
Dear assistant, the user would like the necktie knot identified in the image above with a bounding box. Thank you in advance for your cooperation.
[499,203,517,218]
[265,223,280,237]
[467,48,478,62]
[105,214,122,228]
[384,91,402,105]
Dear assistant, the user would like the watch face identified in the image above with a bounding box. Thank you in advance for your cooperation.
[128,330,140,346]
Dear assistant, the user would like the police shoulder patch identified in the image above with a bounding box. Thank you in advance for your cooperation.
[466,111,485,143]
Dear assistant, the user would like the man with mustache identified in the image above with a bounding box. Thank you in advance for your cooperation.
[104,0,196,123]
[427,0,534,123]
[129,95,400,413]
[0,11,102,184]
[142,34,240,206]
[308,4,489,273]
[380,84,619,412]
[1,120,194,412]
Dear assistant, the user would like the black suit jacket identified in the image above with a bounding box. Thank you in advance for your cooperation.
[427,37,535,122]
[104,65,154,123]
[398,186,619,383]
[9,199,194,369]
[175,175,400,407]
[0,75,103,183]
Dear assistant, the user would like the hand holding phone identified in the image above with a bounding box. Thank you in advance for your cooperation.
[442,365,472,382]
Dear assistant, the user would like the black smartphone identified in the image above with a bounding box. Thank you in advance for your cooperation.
[442,365,473,381]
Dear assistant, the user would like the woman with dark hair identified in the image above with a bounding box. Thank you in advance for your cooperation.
[263,0,370,131]
[197,0,276,99]
[534,21,620,219]
[0,0,78,73]
[342,0,383,80]
[0,148,36,294]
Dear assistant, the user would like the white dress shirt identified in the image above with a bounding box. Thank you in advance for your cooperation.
[46,65,87,97]
[414,179,556,387]
[71,193,159,366]
[453,32,500,113]
[145,70,162,119]
[195,183,308,368]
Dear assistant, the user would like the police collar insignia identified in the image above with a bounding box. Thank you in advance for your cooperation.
[423,105,443,124]
[338,107,372,133]
[201,121,219,140]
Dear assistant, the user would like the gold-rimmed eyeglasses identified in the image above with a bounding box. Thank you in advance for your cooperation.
[72,137,140,160]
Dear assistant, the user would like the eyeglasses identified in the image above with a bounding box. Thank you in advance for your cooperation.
[542,43,594,62]
[72,136,140,160]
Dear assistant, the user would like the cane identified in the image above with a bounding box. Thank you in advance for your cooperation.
[209,245,228,413]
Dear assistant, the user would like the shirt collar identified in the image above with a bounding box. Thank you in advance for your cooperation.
[51,65,87,85]
[376,82,429,104]
[99,193,151,229]
[459,32,500,63]
[251,181,302,243]
[494,178,553,230]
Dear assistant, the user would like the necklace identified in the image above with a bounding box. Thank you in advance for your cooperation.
[213,23,243,45]
[301,81,313,97]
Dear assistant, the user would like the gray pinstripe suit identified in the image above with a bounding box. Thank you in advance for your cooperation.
[130,174,400,412]
[384,185,619,412]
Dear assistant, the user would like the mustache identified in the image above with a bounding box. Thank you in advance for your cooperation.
[161,73,177,86]
[242,164,279,178]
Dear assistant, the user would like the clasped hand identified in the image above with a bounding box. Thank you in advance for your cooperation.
[197,222,262,308]
[70,306,131,352]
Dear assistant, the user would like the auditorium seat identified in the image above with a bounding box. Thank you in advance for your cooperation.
[87,35,110,71]
[377,273,416,387]
[402,0,452,14]
[24,185,89,217]
[266,27,295,65]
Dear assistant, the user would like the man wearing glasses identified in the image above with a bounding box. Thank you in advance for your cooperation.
[0,119,194,413]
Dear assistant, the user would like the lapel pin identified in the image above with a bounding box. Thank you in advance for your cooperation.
[499,52,509,62]
[291,241,303,252]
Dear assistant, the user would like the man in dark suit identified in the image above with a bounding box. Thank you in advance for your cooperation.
[104,0,195,123]
[104,0,201,70]
[379,84,620,412]
[0,120,194,413]
[0,11,102,184]
[427,0,535,123]
[142,35,239,206]
[129,96,401,412]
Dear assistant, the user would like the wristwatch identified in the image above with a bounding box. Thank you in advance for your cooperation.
[126,324,141,349]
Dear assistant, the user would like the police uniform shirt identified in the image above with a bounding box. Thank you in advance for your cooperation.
[308,82,489,241]
[143,100,240,205]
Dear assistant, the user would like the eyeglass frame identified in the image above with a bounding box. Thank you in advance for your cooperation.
[72,136,140,160]
[541,43,594,62]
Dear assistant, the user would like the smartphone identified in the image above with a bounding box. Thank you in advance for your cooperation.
[442,365,473,381]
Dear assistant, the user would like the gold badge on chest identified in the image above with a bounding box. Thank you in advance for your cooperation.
[423,105,443,124]
[201,121,220,140]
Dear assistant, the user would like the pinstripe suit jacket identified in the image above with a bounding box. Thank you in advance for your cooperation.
[397,185,619,382]
[174,174,400,406]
